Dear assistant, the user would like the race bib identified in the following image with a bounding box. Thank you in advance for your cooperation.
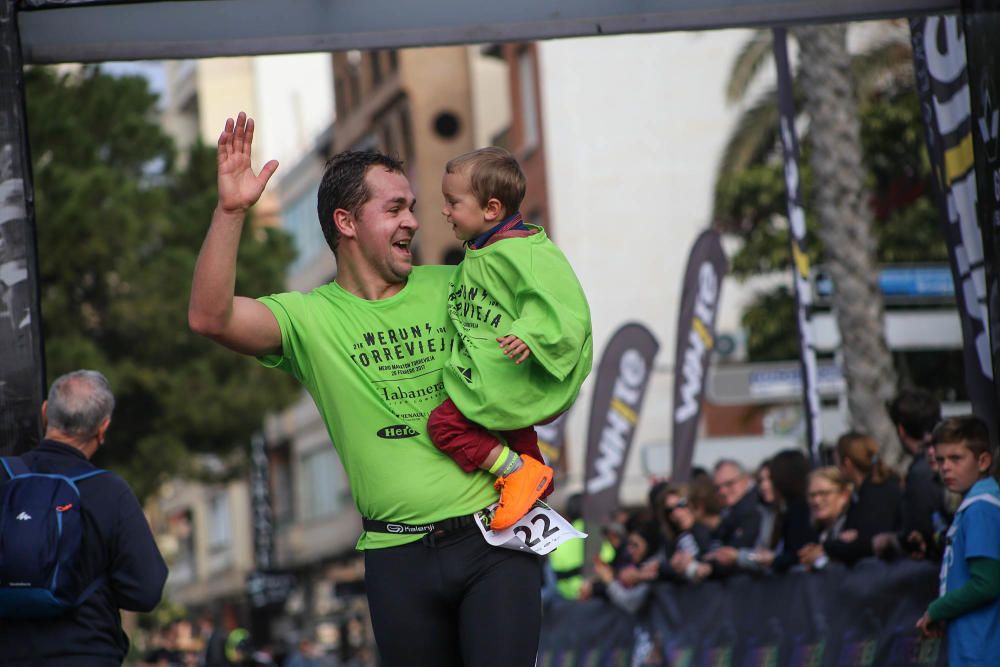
[475,501,586,556]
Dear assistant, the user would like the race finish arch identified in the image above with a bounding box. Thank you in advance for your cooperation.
[0,0,967,454]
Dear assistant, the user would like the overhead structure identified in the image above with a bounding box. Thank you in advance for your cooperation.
[20,0,956,64]
[0,0,976,457]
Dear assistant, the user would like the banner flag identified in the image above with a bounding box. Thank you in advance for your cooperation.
[581,322,658,572]
[670,230,726,481]
[536,410,570,475]
[772,27,823,464]
[961,2,1000,446]
[0,3,45,455]
[910,15,998,444]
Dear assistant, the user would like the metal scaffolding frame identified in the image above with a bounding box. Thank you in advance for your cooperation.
[0,0,964,454]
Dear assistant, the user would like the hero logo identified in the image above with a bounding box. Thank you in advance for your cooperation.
[376,424,419,439]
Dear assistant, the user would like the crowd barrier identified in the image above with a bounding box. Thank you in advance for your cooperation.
[538,559,945,667]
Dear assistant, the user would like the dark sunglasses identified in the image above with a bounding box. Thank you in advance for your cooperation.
[666,498,688,512]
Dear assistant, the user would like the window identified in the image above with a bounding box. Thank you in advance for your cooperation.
[271,447,294,526]
[370,50,383,86]
[208,492,231,550]
[167,509,195,585]
[528,208,545,231]
[300,446,345,520]
[347,50,362,105]
[518,48,539,153]
[335,78,346,118]
[284,185,325,272]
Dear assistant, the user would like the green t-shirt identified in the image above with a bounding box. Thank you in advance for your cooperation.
[258,265,498,549]
[444,228,593,430]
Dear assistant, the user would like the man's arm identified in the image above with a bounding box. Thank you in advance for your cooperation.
[188,112,282,356]
[109,486,168,612]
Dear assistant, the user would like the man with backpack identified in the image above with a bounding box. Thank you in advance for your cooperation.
[0,369,167,666]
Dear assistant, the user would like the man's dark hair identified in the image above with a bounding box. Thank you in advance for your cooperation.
[317,151,405,255]
[888,389,941,441]
[769,449,810,503]
[932,415,992,459]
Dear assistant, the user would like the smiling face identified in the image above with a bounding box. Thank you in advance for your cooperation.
[936,441,992,494]
[807,475,850,525]
[348,166,417,287]
[441,168,500,242]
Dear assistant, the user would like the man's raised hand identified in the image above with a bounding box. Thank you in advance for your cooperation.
[217,112,279,215]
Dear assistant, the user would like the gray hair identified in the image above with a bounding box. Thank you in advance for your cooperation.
[713,458,747,475]
[46,370,115,438]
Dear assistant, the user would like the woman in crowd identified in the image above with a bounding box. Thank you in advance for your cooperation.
[828,431,903,564]
[750,449,817,572]
[648,484,714,583]
[798,466,853,570]
[583,512,663,613]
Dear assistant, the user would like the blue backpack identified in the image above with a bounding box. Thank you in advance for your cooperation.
[0,456,107,617]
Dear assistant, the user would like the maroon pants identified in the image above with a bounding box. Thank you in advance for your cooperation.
[427,398,553,498]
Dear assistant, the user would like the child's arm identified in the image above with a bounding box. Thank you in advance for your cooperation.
[508,286,590,380]
[928,557,1000,622]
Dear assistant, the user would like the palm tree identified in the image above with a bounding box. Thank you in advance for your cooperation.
[715,24,909,465]
[794,24,900,466]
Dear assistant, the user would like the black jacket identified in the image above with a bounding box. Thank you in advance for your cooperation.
[713,486,761,549]
[825,476,903,565]
[772,497,818,572]
[901,453,950,551]
[0,439,168,666]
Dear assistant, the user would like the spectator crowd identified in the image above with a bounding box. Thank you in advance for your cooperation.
[546,388,957,613]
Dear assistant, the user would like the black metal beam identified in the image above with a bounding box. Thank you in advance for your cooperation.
[19,0,958,64]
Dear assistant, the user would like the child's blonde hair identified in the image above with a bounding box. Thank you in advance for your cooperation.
[445,147,526,217]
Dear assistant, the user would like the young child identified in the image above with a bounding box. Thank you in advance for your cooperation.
[427,147,592,530]
[916,416,1000,666]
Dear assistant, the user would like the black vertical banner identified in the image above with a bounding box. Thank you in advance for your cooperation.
[250,432,275,571]
[536,410,570,476]
[246,432,293,613]
[671,230,726,481]
[0,1,45,455]
[962,2,1000,442]
[773,28,823,465]
[582,323,658,572]
[910,16,998,444]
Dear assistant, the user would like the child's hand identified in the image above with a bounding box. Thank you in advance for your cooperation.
[497,335,531,364]
[916,611,944,638]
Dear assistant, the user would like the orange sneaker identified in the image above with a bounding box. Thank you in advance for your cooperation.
[490,455,553,531]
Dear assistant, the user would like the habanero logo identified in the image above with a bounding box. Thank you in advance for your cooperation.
[376,424,420,440]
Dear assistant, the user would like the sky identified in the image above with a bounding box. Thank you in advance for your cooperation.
[100,60,167,98]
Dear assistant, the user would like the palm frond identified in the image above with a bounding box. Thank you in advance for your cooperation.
[716,88,781,178]
[726,29,775,105]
